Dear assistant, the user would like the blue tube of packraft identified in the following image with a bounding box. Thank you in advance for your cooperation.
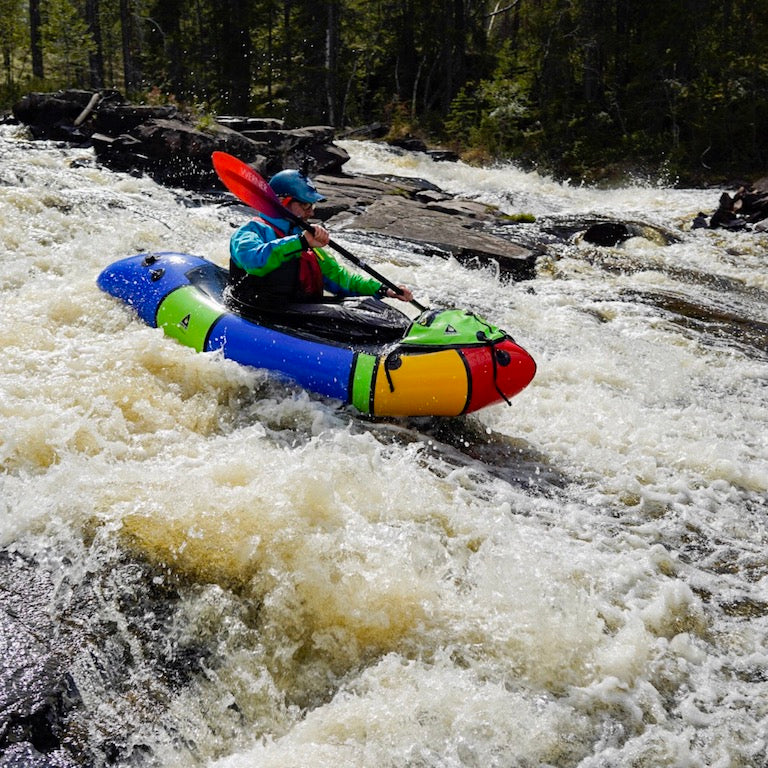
[206,315,355,401]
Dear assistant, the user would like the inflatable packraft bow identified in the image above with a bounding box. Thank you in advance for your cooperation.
[97,252,536,417]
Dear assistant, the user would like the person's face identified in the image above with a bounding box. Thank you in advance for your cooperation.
[287,199,314,219]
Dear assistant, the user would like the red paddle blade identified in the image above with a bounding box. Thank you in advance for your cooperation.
[211,151,286,219]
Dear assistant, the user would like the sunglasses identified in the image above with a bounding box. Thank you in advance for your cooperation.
[284,197,315,212]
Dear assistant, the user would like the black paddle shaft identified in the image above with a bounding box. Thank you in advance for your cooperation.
[291,215,428,313]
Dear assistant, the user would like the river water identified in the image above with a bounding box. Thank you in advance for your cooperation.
[1,125,767,767]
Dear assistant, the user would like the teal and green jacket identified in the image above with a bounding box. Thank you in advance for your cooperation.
[229,214,383,303]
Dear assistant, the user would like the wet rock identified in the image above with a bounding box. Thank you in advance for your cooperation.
[537,214,682,246]
[367,417,569,495]
[11,90,348,189]
[692,212,709,229]
[425,149,460,162]
[704,178,768,230]
[388,136,428,153]
[0,540,215,768]
[0,551,85,767]
[386,136,459,162]
[625,288,768,361]
[90,118,268,188]
[215,116,285,132]
[313,174,441,217]
[323,190,539,280]
[414,189,453,204]
[132,117,265,187]
[296,173,539,278]
[339,122,389,140]
[238,125,349,174]
[274,126,349,174]
[424,198,496,218]
[582,221,633,246]
[91,102,179,135]
[0,743,79,768]
[733,178,768,221]
[12,89,118,142]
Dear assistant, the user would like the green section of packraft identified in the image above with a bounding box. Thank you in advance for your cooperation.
[402,309,507,347]
[156,286,224,352]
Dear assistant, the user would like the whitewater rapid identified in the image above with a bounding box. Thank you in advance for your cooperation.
[1,124,767,767]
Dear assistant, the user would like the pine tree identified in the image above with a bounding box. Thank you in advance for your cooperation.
[41,0,97,85]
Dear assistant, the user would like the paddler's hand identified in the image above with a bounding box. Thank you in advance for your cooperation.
[385,285,413,302]
[303,224,330,249]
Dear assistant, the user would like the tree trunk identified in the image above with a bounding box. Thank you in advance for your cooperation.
[219,0,252,112]
[325,0,339,124]
[448,0,466,110]
[395,0,417,103]
[120,0,138,93]
[29,0,43,79]
[283,0,292,78]
[86,0,105,88]
[266,1,274,109]
[581,0,602,104]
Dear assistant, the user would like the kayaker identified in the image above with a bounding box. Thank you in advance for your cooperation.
[227,169,413,310]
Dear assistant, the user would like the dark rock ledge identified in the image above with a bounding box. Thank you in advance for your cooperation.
[10,89,539,280]
[0,543,209,768]
[1,550,83,768]
[693,178,768,231]
[314,174,539,279]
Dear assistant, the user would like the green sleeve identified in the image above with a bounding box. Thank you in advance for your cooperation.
[315,248,383,296]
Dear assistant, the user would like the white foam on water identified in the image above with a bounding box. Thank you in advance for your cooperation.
[2,128,767,767]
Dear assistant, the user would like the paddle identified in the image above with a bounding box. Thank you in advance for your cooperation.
[211,151,427,312]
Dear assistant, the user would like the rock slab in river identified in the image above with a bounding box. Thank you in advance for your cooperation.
[324,192,538,280]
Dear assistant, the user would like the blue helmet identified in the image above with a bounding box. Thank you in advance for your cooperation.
[269,169,326,204]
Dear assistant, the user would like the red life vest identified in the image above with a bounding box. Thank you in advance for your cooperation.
[256,216,323,298]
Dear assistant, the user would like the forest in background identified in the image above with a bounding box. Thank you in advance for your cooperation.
[1,0,767,185]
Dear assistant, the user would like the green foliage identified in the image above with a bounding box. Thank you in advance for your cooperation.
[446,77,533,161]
[41,0,96,85]
[0,0,28,87]
[445,86,482,145]
[1,0,767,182]
[384,99,419,140]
